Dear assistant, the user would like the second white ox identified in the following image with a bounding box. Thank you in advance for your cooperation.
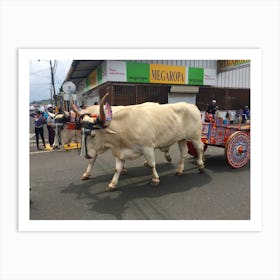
[80,100,205,191]
[54,102,172,180]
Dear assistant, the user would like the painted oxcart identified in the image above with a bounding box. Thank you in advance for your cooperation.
[187,120,250,168]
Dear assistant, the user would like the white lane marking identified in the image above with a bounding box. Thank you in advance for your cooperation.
[29,149,64,155]
[29,133,35,139]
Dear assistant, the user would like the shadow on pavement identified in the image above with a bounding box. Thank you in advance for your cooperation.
[188,153,250,173]
[61,162,212,219]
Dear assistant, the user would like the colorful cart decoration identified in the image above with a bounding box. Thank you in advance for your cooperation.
[187,120,250,168]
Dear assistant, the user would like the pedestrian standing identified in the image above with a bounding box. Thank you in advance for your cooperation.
[235,109,243,124]
[205,99,217,122]
[33,110,46,150]
[242,105,250,123]
[46,104,55,146]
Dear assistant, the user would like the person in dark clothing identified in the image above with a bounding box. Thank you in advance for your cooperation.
[205,99,217,122]
[242,105,250,123]
[33,110,46,150]
[46,104,55,146]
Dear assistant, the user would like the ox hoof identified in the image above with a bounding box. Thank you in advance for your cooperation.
[175,171,184,176]
[151,179,160,186]
[165,156,172,163]
[144,162,151,168]
[199,168,204,174]
[121,168,128,175]
[80,174,91,180]
[198,164,205,173]
[106,186,118,192]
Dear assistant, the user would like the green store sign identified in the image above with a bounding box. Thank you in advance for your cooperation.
[85,62,213,91]
[188,67,204,85]
[126,62,150,83]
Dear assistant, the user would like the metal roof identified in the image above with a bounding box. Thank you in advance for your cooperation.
[64,60,104,84]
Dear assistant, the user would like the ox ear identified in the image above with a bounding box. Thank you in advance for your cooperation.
[104,127,116,134]
[56,111,69,119]
[55,111,70,124]
[55,113,65,120]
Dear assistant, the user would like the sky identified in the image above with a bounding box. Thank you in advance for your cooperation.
[29,60,72,103]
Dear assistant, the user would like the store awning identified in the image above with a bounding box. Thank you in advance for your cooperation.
[64,60,104,84]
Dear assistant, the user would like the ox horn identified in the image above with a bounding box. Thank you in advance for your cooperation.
[99,92,109,124]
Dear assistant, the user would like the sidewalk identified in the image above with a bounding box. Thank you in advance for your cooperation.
[29,137,81,154]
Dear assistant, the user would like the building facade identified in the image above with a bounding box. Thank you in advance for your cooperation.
[62,60,250,110]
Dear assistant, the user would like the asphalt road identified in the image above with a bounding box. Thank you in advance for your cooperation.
[30,142,250,220]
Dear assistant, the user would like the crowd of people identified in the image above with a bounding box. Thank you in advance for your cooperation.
[30,102,89,150]
[30,99,250,150]
[30,104,57,150]
[204,99,250,125]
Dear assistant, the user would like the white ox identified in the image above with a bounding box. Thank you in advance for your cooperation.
[53,102,172,181]
[79,99,205,191]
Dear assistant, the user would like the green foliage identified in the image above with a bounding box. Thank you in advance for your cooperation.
[30,99,51,105]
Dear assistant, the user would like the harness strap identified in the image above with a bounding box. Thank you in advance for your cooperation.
[79,109,111,159]
[80,128,92,159]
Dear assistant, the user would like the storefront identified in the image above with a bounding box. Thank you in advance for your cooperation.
[63,60,250,110]
[196,60,250,110]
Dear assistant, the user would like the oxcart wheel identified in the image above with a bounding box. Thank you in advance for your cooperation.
[186,141,208,157]
[225,132,250,168]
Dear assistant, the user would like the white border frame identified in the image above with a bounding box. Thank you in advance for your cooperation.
[19,48,262,232]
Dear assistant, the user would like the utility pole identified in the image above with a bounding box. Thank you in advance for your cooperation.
[49,60,57,106]
[37,59,57,105]
[49,88,53,104]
